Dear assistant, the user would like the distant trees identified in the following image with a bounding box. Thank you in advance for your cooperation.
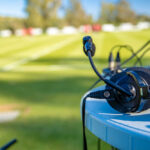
[100,2,116,24]
[0,17,25,32]
[0,0,150,31]
[25,0,61,29]
[64,0,93,27]
[99,0,141,25]
[116,0,137,24]
[25,0,93,28]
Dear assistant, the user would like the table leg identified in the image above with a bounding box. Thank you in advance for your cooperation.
[111,146,118,150]
[97,138,101,150]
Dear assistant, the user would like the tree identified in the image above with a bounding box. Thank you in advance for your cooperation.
[100,2,116,24]
[0,17,25,32]
[99,0,137,24]
[116,0,136,24]
[26,0,61,29]
[137,15,150,22]
[65,0,93,27]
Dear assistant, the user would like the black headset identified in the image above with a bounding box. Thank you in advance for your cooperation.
[81,36,150,150]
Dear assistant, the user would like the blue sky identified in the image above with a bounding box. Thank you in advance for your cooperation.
[0,0,150,20]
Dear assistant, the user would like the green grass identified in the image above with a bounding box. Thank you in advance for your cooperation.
[0,30,150,150]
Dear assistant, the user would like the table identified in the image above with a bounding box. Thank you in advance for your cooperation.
[81,86,150,150]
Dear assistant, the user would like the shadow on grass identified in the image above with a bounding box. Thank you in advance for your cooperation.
[25,56,150,69]
[26,57,108,66]
[0,76,101,107]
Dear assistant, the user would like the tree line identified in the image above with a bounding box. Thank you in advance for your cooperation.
[100,0,150,25]
[0,0,150,31]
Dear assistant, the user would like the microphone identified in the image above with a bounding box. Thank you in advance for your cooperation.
[83,36,132,97]
[83,36,95,57]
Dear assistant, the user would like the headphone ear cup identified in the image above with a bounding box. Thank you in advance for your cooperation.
[126,67,150,74]
[106,71,141,113]
[126,67,150,84]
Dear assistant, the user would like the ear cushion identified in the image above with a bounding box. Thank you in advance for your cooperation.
[125,67,150,84]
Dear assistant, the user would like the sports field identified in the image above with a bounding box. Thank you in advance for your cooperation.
[0,30,150,150]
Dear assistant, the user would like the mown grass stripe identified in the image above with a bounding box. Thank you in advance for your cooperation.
[0,36,79,71]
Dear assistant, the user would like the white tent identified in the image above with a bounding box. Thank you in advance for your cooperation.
[61,26,78,34]
[118,23,135,31]
[136,22,150,30]
[15,29,24,36]
[102,24,116,32]
[0,30,12,37]
[31,28,43,35]
[46,27,60,35]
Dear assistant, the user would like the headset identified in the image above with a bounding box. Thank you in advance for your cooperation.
[81,36,150,150]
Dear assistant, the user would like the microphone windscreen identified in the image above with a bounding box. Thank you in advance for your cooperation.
[83,36,92,45]
[83,36,96,57]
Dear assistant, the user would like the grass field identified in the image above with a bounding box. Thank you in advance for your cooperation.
[0,30,150,150]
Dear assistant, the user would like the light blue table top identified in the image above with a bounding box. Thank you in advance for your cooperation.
[81,86,150,150]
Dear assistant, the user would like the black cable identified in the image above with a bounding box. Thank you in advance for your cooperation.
[82,95,89,150]
[87,51,105,81]
[87,73,110,91]
[0,139,17,150]
[120,40,150,67]
[120,45,142,66]
[134,47,150,66]
[82,92,103,150]
[110,45,142,66]
[87,78,101,91]
[87,51,132,97]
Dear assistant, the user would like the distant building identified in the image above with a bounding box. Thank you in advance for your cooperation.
[0,30,12,37]
[46,27,60,35]
[102,24,116,32]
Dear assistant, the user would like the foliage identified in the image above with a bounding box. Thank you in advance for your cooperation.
[0,0,150,30]
[99,0,149,25]
[0,17,25,31]
[100,2,117,24]
[65,0,93,27]
[25,0,61,29]
[116,0,137,24]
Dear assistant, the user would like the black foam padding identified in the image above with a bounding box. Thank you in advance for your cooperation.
[125,67,150,84]
[83,43,95,57]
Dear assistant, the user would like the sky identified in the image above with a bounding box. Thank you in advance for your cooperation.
[0,0,150,20]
